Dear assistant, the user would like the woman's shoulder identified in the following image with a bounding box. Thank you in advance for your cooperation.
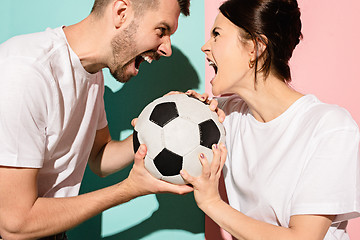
[301,95,358,132]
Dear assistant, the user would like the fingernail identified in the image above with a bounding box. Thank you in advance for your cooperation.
[200,153,205,159]
[213,144,218,149]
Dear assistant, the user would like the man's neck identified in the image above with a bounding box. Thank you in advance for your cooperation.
[63,16,108,73]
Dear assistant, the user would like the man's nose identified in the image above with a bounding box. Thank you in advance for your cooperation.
[157,36,172,57]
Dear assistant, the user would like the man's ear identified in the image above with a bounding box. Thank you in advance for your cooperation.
[112,0,131,28]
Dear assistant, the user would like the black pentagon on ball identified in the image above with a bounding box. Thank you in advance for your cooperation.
[150,102,179,127]
[133,130,140,153]
[153,148,183,176]
[199,119,221,149]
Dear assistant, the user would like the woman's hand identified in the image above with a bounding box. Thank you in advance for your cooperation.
[180,142,227,211]
[166,90,225,123]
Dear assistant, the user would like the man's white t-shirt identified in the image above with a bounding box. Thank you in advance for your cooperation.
[218,94,360,239]
[0,27,108,198]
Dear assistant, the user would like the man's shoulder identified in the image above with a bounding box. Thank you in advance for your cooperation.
[0,27,71,82]
[0,27,67,63]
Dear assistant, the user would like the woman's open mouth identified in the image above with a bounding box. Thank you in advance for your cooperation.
[208,59,218,74]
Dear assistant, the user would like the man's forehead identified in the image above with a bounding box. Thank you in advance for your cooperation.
[144,0,180,33]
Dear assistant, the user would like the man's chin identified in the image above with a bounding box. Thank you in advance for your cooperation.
[111,69,134,83]
[115,75,133,83]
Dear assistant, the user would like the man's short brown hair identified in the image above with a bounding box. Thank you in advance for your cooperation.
[91,0,190,17]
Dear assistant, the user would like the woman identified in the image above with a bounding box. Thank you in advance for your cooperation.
[181,0,360,239]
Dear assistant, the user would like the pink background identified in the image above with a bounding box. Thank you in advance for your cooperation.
[204,0,360,239]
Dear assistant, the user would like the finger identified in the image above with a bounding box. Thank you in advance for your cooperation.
[134,144,147,166]
[217,143,227,176]
[185,90,204,100]
[180,169,195,185]
[185,89,197,96]
[165,91,183,96]
[199,153,211,177]
[174,184,194,195]
[185,90,210,104]
[200,93,209,103]
[208,99,225,123]
[211,144,221,175]
[131,118,138,127]
[217,108,226,123]
[157,178,194,195]
[209,99,218,111]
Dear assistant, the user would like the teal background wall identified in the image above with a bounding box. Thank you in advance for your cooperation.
[0,1,206,239]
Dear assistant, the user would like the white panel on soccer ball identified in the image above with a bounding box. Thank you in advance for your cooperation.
[144,155,163,179]
[183,146,214,178]
[162,174,186,185]
[163,117,199,156]
[159,93,188,102]
[176,97,213,124]
[135,102,159,130]
[137,123,164,160]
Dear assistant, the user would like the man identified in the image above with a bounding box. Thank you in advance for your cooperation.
[0,0,195,239]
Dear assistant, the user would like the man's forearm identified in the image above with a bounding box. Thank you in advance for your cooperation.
[0,180,135,240]
[90,135,135,177]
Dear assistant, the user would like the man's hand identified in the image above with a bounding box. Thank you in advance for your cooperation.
[123,144,193,198]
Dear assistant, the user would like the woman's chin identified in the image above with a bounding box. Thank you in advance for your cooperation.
[211,87,221,97]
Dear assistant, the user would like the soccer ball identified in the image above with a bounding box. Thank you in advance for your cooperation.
[133,94,225,185]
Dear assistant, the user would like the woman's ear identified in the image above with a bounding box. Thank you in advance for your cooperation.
[112,0,130,28]
[258,34,269,56]
[257,34,268,56]
[249,34,268,62]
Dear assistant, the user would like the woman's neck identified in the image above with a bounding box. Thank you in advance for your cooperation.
[236,74,304,123]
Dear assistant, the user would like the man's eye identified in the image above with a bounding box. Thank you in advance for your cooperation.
[157,28,166,37]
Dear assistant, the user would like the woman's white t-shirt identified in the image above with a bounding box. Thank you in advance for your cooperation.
[218,94,360,239]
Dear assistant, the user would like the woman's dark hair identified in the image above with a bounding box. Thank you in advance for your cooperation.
[220,0,302,82]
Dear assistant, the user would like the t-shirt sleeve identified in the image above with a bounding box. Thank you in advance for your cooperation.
[216,96,228,110]
[0,61,48,168]
[95,72,108,130]
[291,109,360,222]
[216,95,246,115]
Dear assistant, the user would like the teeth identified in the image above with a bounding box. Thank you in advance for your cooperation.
[208,60,218,74]
[142,55,153,64]
[208,60,216,67]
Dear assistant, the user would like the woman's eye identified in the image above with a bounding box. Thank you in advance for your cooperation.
[212,29,220,38]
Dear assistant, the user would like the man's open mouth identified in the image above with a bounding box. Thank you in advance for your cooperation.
[135,54,155,72]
